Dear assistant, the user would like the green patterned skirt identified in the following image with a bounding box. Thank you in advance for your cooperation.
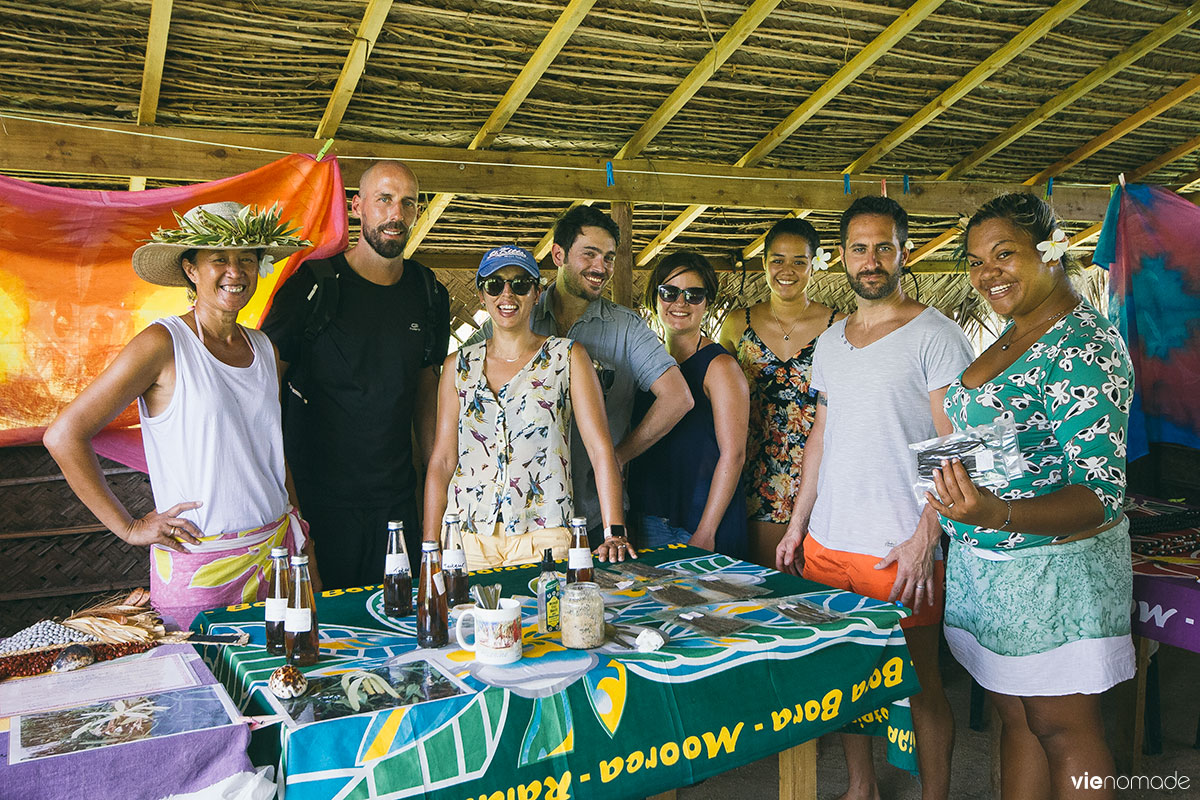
[944,518,1133,696]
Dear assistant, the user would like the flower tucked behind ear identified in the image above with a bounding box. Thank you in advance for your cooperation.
[904,239,914,252]
[1036,229,1069,263]
[811,247,832,271]
[259,253,276,277]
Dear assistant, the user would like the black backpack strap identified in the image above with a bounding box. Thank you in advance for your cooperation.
[303,259,340,342]
[408,259,446,366]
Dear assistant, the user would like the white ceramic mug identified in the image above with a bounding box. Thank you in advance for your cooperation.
[455,598,523,665]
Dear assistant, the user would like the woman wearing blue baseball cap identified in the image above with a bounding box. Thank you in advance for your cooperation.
[422,246,628,567]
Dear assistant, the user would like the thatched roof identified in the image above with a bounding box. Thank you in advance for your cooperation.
[1,0,1197,335]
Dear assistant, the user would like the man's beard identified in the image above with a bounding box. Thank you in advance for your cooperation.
[848,268,900,300]
[362,221,409,259]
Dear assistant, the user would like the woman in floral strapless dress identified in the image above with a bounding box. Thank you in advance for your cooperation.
[719,217,840,567]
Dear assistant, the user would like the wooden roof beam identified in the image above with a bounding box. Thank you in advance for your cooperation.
[941,2,1200,180]
[405,0,596,257]
[0,116,1115,217]
[618,0,783,160]
[315,0,394,139]
[845,0,1088,174]
[136,0,173,127]
[1175,168,1200,192]
[1130,132,1200,182]
[1025,73,1200,186]
[635,0,947,265]
[913,77,1200,264]
[531,0,784,260]
[129,0,174,191]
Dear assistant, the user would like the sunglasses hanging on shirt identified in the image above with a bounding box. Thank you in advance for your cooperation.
[656,284,708,305]
[479,276,538,296]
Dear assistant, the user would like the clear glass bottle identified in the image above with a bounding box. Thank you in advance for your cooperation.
[560,581,604,649]
[265,546,290,655]
[536,548,561,634]
[417,541,449,648]
[441,513,469,607]
[384,520,413,617]
[566,516,593,584]
[285,554,320,666]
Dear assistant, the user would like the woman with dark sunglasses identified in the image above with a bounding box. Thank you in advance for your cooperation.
[423,246,628,568]
[627,251,750,558]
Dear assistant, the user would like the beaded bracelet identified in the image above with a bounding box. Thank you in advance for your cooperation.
[999,499,1013,531]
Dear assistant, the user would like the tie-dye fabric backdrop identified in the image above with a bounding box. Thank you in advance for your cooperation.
[0,154,347,448]
[1094,182,1200,461]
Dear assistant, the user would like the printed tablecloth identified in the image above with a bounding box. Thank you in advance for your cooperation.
[1127,497,1200,653]
[194,545,919,800]
[0,644,252,800]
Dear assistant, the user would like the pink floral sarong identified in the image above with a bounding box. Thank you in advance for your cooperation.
[150,507,306,628]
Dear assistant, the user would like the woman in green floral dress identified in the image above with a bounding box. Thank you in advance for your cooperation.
[928,193,1133,800]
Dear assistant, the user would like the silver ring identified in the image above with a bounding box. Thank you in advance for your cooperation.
[916,585,926,591]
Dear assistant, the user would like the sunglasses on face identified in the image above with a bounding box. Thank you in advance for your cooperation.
[656,284,708,305]
[478,276,538,296]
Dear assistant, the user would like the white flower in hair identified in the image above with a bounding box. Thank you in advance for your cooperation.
[904,239,914,251]
[259,253,276,277]
[811,247,832,271]
[1036,228,1069,263]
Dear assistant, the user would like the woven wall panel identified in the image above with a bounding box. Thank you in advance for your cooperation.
[0,446,154,532]
[0,446,151,636]
[0,591,130,639]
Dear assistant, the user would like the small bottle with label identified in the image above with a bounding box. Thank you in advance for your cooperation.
[417,541,449,648]
[265,546,290,655]
[536,548,561,634]
[441,513,470,607]
[566,517,593,584]
[285,554,319,666]
[384,520,413,617]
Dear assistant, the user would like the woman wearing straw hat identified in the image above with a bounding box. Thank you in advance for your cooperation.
[45,201,319,627]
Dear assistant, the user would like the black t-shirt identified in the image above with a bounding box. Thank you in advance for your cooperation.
[262,253,450,507]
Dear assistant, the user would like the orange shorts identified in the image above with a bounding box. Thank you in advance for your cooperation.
[802,536,944,628]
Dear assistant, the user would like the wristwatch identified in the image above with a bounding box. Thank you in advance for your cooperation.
[603,524,627,541]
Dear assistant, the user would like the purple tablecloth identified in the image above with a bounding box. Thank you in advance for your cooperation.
[0,644,252,800]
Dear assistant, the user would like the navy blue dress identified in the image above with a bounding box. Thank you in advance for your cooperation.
[628,343,748,559]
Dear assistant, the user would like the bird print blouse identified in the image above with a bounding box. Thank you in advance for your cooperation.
[449,336,575,536]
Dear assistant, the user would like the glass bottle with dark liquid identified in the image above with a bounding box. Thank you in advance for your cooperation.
[417,541,449,647]
[265,546,290,655]
[285,554,320,666]
[566,516,594,584]
[384,520,413,617]
[441,513,470,607]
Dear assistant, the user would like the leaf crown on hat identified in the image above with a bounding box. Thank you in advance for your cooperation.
[146,203,310,249]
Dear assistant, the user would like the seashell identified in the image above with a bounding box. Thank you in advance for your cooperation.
[268,664,308,699]
[51,644,96,673]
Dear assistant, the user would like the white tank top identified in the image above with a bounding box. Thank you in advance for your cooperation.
[138,316,287,535]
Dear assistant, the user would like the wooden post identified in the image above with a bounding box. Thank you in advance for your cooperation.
[611,201,634,308]
[778,740,817,800]
[1131,634,1153,775]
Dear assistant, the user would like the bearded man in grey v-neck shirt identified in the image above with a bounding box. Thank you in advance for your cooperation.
[777,196,973,800]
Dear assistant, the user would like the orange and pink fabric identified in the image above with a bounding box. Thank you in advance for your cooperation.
[0,153,348,451]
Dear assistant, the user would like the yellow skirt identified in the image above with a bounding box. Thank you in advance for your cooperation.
[461,524,570,570]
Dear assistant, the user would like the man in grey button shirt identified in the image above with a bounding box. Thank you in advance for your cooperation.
[470,206,693,545]
[777,196,973,800]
